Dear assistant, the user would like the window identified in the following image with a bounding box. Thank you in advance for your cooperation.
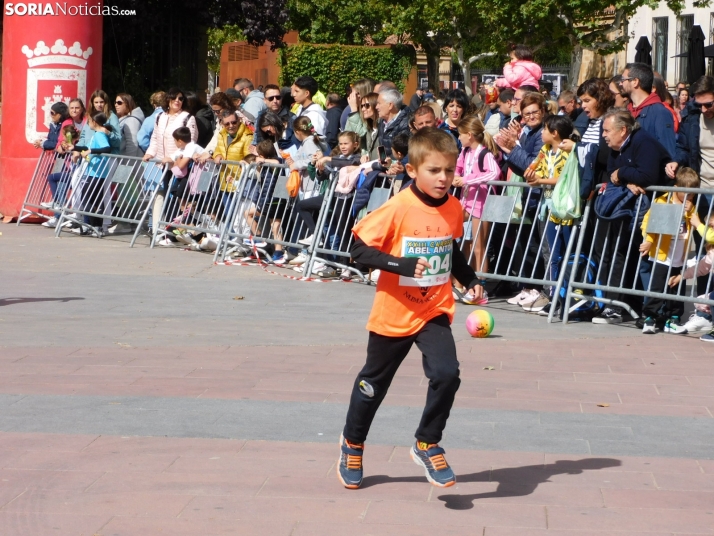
[676,14,695,84]
[653,17,669,76]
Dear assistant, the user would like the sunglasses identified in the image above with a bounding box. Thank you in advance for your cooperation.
[266,95,281,101]
[223,120,239,126]
[695,101,714,109]
[171,96,185,102]
[115,100,124,105]
[361,103,372,108]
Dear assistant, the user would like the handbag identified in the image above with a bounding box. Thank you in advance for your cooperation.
[286,169,301,197]
[551,151,581,220]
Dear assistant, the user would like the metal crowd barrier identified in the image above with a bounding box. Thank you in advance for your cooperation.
[214,161,331,266]
[456,180,585,323]
[17,150,70,224]
[562,185,714,324]
[302,172,401,280]
[54,154,166,247]
[151,159,248,256]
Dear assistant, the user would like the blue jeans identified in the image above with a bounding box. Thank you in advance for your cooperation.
[544,220,572,284]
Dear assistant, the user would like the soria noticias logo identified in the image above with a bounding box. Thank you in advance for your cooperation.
[5,3,136,16]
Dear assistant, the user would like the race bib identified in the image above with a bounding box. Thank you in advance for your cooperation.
[398,235,453,287]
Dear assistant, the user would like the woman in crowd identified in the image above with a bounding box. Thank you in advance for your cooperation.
[439,89,470,148]
[114,93,145,157]
[186,91,215,148]
[496,92,548,308]
[358,92,380,162]
[76,90,121,154]
[676,87,690,121]
[609,75,631,109]
[255,110,294,151]
[344,78,377,137]
[195,92,236,162]
[143,88,198,234]
[33,102,70,150]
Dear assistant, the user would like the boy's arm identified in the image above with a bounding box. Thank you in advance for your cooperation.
[351,237,419,277]
[451,246,481,290]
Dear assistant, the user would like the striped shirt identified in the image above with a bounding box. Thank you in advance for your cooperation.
[581,118,602,145]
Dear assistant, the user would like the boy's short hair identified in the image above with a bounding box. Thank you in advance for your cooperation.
[392,132,411,157]
[256,139,278,159]
[676,167,700,189]
[293,76,318,98]
[408,127,459,169]
[242,154,257,164]
[498,89,515,103]
[172,126,191,143]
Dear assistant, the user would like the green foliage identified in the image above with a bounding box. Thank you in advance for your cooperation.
[286,0,388,44]
[207,25,245,73]
[279,44,414,94]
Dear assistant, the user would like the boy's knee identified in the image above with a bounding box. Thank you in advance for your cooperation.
[432,365,460,388]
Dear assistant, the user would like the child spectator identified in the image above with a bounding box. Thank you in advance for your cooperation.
[33,102,70,150]
[667,211,714,335]
[639,167,700,334]
[294,131,362,263]
[523,115,579,314]
[452,115,502,305]
[337,128,480,490]
[243,140,289,264]
[40,124,81,228]
[495,45,542,90]
[163,126,203,176]
[70,111,114,236]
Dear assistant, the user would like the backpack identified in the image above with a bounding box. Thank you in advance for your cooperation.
[556,254,604,321]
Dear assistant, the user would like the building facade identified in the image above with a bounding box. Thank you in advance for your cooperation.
[628,1,714,85]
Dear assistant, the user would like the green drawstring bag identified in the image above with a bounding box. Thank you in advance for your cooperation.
[551,151,581,220]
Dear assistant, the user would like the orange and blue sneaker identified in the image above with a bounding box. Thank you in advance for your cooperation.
[337,434,364,489]
[410,441,456,487]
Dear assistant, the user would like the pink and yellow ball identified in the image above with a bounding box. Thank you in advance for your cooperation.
[466,309,494,338]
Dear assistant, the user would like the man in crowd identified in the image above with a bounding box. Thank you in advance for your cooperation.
[376,88,410,158]
[291,76,327,136]
[409,86,426,111]
[619,62,676,159]
[325,93,345,149]
[558,89,588,135]
[234,78,266,120]
[413,105,437,130]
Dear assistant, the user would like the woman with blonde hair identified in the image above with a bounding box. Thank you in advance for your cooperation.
[452,115,502,305]
[358,92,380,162]
[344,78,377,136]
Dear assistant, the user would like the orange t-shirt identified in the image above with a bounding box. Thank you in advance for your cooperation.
[353,187,464,337]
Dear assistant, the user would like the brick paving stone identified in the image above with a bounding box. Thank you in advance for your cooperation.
[546,506,714,533]
[0,512,112,536]
[602,488,714,509]
[293,521,476,535]
[98,516,296,536]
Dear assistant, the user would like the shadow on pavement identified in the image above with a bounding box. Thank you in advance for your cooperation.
[0,297,85,307]
[361,457,621,509]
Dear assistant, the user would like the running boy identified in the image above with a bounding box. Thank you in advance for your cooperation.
[338,128,481,489]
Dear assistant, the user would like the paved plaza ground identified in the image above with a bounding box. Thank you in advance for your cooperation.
[2,224,714,535]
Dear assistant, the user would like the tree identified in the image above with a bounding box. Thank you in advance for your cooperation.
[286,0,387,45]
[207,25,244,81]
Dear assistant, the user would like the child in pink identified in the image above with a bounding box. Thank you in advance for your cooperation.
[452,115,502,304]
[496,45,542,90]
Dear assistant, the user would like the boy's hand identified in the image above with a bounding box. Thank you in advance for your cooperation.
[684,199,694,213]
[691,211,702,227]
[665,162,678,178]
[639,241,652,257]
[669,274,682,288]
[414,258,430,278]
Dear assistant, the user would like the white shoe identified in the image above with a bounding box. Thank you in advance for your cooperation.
[174,231,197,246]
[200,235,219,251]
[289,252,309,266]
[677,313,713,334]
[156,238,175,247]
[519,289,541,307]
[243,237,267,248]
[108,222,133,234]
[41,217,58,228]
[369,269,381,282]
[298,234,314,246]
[40,201,56,209]
[507,289,529,305]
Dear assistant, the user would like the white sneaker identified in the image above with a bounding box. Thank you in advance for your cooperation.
[507,289,529,305]
[523,291,550,312]
[41,217,58,228]
[174,231,197,246]
[677,313,713,334]
[519,289,541,307]
[200,235,219,251]
[298,234,314,246]
[289,252,309,266]
[108,222,133,234]
[156,238,175,247]
[369,269,381,282]
[40,201,56,209]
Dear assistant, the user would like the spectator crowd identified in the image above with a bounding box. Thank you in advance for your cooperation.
[29,44,714,339]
